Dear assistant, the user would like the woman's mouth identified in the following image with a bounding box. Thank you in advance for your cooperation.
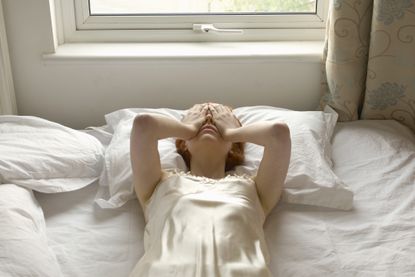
[200,125,218,134]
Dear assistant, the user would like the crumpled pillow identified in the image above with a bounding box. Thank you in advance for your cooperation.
[0,116,104,192]
[0,184,64,277]
[96,106,353,210]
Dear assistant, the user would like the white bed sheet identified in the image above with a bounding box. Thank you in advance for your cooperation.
[35,120,415,277]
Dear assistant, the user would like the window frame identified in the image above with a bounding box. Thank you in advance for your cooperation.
[56,0,329,43]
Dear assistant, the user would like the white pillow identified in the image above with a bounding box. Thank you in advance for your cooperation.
[96,106,353,210]
[96,108,186,208]
[0,184,63,277]
[233,106,353,210]
[0,116,104,193]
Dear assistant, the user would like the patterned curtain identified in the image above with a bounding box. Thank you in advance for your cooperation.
[320,0,415,132]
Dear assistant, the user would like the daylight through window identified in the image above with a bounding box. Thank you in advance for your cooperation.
[89,0,317,15]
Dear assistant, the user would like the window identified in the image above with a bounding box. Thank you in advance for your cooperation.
[89,0,317,14]
[56,0,328,42]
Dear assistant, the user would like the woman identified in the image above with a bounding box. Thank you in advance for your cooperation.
[129,103,291,277]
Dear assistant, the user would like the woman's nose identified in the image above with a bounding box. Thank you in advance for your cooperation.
[206,111,213,122]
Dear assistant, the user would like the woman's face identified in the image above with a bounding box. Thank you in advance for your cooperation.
[176,103,245,171]
[185,103,233,157]
[197,104,220,137]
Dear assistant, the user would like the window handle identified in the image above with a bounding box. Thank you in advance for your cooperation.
[193,24,244,34]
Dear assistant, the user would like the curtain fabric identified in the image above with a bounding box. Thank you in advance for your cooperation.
[320,0,415,132]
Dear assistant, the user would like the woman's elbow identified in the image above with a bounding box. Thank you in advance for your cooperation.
[132,114,155,135]
[270,122,290,142]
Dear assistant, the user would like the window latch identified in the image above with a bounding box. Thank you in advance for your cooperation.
[193,24,244,34]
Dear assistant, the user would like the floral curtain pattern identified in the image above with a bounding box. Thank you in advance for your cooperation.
[320,0,415,132]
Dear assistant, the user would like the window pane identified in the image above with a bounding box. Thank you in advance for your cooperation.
[89,0,317,15]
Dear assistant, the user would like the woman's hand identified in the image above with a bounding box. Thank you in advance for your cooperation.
[209,104,241,139]
[181,104,209,138]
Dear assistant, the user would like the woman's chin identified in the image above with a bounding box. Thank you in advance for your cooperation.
[195,133,225,145]
[199,134,219,141]
[189,134,231,155]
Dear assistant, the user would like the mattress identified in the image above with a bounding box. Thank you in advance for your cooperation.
[33,120,415,277]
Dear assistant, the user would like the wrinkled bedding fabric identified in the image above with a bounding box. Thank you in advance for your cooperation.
[0,184,63,277]
[2,120,414,277]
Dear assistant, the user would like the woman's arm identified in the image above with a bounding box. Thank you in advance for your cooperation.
[130,105,207,207]
[210,105,291,216]
[225,122,291,215]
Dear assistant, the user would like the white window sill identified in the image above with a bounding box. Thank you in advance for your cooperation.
[42,41,324,64]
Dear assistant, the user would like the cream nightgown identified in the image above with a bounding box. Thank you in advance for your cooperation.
[129,169,272,277]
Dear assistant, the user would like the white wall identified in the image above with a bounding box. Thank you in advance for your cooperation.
[2,0,323,129]
[0,0,17,114]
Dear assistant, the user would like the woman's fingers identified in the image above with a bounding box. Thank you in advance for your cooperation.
[194,103,237,125]
[219,105,226,113]
[211,104,229,116]
[182,104,206,124]
[209,103,219,115]
[189,104,207,116]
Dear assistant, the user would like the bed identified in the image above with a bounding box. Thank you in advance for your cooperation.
[1,107,414,277]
